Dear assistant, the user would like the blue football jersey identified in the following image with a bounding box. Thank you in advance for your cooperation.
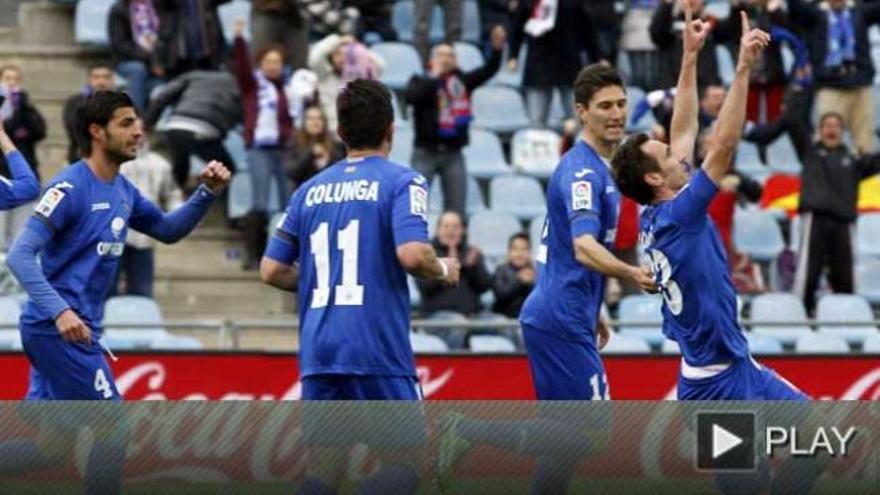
[272,155,430,378]
[19,161,197,336]
[520,140,620,343]
[640,169,749,366]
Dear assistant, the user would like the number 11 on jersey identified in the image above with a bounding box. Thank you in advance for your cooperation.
[310,219,365,308]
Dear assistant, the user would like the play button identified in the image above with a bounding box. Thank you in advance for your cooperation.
[697,412,755,471]
[712,424,743,459]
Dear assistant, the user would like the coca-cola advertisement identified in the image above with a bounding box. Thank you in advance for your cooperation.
[0,352,876,400]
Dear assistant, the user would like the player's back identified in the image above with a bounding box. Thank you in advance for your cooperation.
[520,141,619,343]
[285,156,422,378]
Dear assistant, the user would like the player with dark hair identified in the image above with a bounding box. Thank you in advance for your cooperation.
[260,78,460,494]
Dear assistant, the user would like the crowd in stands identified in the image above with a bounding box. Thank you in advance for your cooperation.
[1,0,880,353]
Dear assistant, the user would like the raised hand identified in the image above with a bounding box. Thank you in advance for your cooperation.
[736,11,771,71]
[682,0,711,54]
[199,160,232,194]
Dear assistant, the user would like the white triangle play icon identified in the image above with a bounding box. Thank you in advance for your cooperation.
[712,424,743,459]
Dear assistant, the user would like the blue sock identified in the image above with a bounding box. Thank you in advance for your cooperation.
[715,460,771,495]
[530,457,579,495]
[85,437,127,495]
[356,464,419,495]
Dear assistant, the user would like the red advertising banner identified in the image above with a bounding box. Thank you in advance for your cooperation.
[0,352,876,400]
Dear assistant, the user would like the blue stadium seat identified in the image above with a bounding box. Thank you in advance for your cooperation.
[149,336,204,350]
[795,333,850,354]
[0,296,21,350]
[392,0,415,42]
[469,334,517,352]
[99,336,139,351]
[410,332,450,352]
[408,275,422,307]
[468,211,523,261]
[857,213,880,257]
[75,0,114,45]
[371,42,424,91]
[790,215,801,251]
[863,333,880,353]
[489,44,526,88]
[749,292,813,345]
[735,142,769,181]
[390,126,415,165]
[429,175,486,216]
[661,339,680,354]
[746,333,784,355]
[816,294,878,344]
[463,129,513,179]
[103,296,170,347]
[462,0,481,43]
[856,258,880,303]
[471,86,530,134]
[733,209,785,262]
[716,44,735,86]
[454,41,485,72]
[224,129,248,172]
[511,129,562,178]
[218,0,251,43]
[529,214,546,257]
[617,294,664,346]
[766,136,801,175]
[601,334,652,354]
[227,172,253,220]
[489,175,546,220]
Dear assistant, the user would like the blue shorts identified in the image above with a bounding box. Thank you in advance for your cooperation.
[301,374,422,400]
[522,324,609,400]
[678,357,808,401]
[21,333,121,401]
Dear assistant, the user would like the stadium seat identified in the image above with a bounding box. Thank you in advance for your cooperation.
[489,44,526,88]
[735,142,769,181]
[223,130,248,172]
[468,211,523,262]
[617,294,665,346]
[454,41,484,72]
[389,126,414,165]
[746,333,784,355]
[469,334,517,353]
[749,292,813,345]
[601,334,652,354]
[766,136,801,175]
[471,86,531,134]
[462,0,481,43]
[429,175,486,216]
[408,276,421,307]
[733,209,785,262]
[716,45,735,86]
[422,311,469,348]
[74,0,114,45]
[463,128,513,179]
[862,333,880,353]
[856,257,880,303]
[392,0,415,41]
[795,333,850,354]
[856,213,880,257]
[410,332,450,352]
[392,94,410,125]
[511,129,562,178]
[661,339,680,354]
[816,294,878,344]
[218,0,251,43]
[371,42,423,91]
[227,172,253,220]
[149,336,204,350]
[625,87,654,132]
[103,296,171,347]
[489,175,546,220]
[529,214,546,257]
[789,215,801,251]
[99,336,139,351]
[0,296,21,350]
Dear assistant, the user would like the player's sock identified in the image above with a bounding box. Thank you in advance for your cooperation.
[85,438,127,495]
[530,456,580,495]
[0,439,54,474]
[356,463,419,495]
[770,457,825,495]
[297,477,338,495]
[714,460,770,495]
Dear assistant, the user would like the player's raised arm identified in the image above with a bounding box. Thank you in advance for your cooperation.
[668,0,709,165]
[0,123,40,209]
[702,12,770,184]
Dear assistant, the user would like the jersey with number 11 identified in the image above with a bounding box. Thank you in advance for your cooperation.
[275,156,430,378]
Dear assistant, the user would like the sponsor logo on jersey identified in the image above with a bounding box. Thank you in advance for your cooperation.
[409,185,427,219]
[572,181,592,210]
[574,168,594,178]
[111,216,126,239]
[91,202,111,212]
[35,188,66,218]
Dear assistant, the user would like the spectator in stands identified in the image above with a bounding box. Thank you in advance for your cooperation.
[0,65,44,250]
[751,86,880,314]
[345,0,398,41]
[154,0,229,77]
[788,0,880,155]
[232,19,293,270]
[417,211,492,315]
[508,0,601,128]
[309,33,384,133]
[251,0,309,70]
[108,0,164,112]
[62,63,115,163]
[650,0,734,90]
[111,135,183,297]
[477,0,516,48]
[406,26,505,218]
[414,0,463,61]
[622,0,662,91]
[144,70,241,190]
[491,232,535,318]
[288,105,345,188]
[586,0,622,66]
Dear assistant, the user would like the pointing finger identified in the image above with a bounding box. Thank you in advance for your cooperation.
[741,10,750,34]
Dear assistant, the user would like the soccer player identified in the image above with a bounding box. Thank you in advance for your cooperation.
[611,9,802,401]
[259,78,459,493]
[0,120,40,210]
[518,63,655,401]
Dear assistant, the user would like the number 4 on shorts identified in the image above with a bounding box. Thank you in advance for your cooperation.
[94,368,113,399]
